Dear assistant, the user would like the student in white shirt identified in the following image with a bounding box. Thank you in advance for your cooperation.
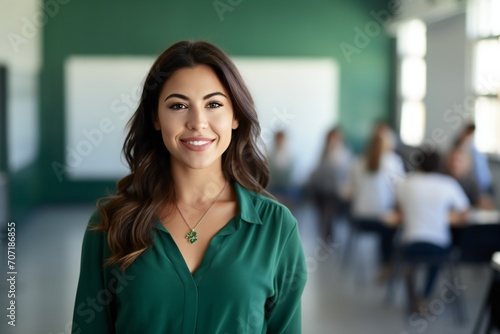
[396,151,469,311]
[351,123,405,280]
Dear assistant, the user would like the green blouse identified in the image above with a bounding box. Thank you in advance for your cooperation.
[72,182,307,334]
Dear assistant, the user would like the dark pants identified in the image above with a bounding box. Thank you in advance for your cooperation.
[402,242,451,298]
[354,218,396,266]
[312,191,337,242]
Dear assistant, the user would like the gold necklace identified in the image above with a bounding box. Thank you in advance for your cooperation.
[176,181,228,244]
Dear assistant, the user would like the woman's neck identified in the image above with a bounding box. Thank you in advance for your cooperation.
[171,164,227,206]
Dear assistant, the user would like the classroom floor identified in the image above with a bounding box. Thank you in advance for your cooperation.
[0,202,496,334]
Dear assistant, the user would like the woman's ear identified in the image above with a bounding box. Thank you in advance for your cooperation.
[153,116,161,131]
[232,118,239,130]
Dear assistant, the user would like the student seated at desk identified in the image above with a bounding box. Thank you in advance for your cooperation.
[395,151,470,312]
[309,127,354,242]
[445,137,494,209]
[351,123,405,281]
[267,131,294,207]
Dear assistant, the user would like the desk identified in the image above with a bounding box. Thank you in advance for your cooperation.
[467,209,500,225]
[452,216,500,264]
[452,210,500,255]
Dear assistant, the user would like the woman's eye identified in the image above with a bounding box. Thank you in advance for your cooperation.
[207,102,223,109]
[169,103,187,110]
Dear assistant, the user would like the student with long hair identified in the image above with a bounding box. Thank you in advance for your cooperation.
[72,41,307,333]
[350,123,405,281]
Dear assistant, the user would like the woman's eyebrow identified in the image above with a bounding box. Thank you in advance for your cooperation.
[164,93,189,102]
[203,92,227,100]
[163,92,227,102]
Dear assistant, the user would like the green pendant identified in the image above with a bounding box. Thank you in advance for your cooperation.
[185,230,198,244]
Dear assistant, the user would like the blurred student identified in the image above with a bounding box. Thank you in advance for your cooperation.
[452,124,494,208]
[351,123,405,281]
[445,141,483,207]
[396,151,469,312]
[267,131,294,206]
[309,127,354,242]
[457,123,493,194]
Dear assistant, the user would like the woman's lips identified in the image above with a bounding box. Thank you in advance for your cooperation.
[180,138,215,151]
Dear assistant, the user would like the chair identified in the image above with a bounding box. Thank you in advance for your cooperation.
[385,241,466,324]
[342,217,397,285]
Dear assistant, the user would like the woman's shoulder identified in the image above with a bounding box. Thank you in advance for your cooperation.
[251,190,290,211]
[240,185,297,230]
[85,206,107,232]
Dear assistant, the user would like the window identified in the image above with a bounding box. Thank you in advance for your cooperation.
[400,101,426,147]
[397,19,427,146]
[468,0,500,154]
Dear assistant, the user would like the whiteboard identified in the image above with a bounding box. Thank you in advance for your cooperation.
[64,57,154,179]
[234,58,338,183]
[64,56,339,183]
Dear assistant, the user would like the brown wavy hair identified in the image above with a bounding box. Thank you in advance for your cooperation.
[365,131,384,172]
[95,41,270,270]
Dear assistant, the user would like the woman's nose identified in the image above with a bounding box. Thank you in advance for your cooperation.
[186,106,208,131]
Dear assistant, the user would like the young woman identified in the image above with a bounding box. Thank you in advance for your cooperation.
[72,41,307,334]
[350,123,405,281]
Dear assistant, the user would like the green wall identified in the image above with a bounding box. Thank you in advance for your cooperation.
[13,0,395,214]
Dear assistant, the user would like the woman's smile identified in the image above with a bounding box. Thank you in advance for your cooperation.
[180,137,215,151]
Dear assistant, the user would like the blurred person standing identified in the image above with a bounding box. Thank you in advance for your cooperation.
[308,127,354,242]
[350,123,405,281]
[396,151,469,313]
[267,131,294,207]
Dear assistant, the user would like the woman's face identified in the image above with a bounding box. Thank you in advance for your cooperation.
[155,65,239,172]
